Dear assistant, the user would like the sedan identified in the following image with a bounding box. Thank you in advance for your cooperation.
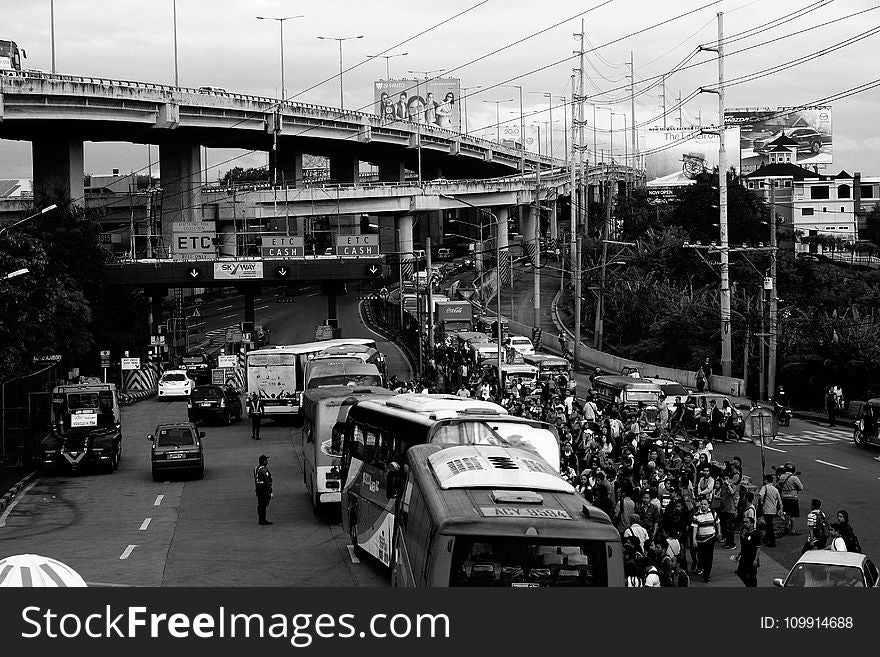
[504,336,535,356]
[158,370,195,400]
[148,422,205,481]
[774,550,879,588]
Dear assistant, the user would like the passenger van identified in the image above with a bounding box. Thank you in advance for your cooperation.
[500,363,539,393]
[591,375,663,434]
[523,353,574,389]
[391,444,624,587]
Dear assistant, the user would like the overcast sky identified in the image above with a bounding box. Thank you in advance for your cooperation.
[2,0,878,180]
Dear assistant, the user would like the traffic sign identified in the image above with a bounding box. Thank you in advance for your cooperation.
[743,407,778,444]
[217,354,237,368]
[33,354,62,363]
[261,236,304,258]
[366,263,382,278]
[336,234,379,257]
[185,267,202,280]
[211,368,230,385]
[100,350,111,357]
[275,266,290,278]
[121,357,141,370]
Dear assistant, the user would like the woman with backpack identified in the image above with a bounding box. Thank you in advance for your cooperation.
[836,510,862,553]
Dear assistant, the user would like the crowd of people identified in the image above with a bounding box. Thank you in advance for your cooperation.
[385,334,863,587]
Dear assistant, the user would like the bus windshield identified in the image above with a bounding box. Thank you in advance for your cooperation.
[627,391,660,403]
[431,420,559,469]
[450,538,608,587]
[309,374,382,389]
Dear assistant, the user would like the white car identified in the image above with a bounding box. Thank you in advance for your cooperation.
[158,370,195,400]
[504,335,535,356]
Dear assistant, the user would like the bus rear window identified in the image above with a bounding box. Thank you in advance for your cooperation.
[450,538,607,587]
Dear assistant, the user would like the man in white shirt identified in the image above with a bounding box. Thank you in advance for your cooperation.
[829,523,847,551]
[456,384,470,398]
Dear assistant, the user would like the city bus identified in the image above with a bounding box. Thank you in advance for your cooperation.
[340,394,561,567]
[301,386,396,514]
[391,444,624,587]
[0,40,25,72]
[245,339,377,419]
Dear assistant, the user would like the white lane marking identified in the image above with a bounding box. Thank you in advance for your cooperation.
[139,518,152,531]
[763,446,787,453]
[307,292,321,297]
[217,305,233,310]
[815,459,849,470]
[153,495,164,507]
[347,545,360,564]
[0,480,38,528]
[221,313,238,319]
[256,305,271,311]
[85,581,131,587]
[119,545,137,560]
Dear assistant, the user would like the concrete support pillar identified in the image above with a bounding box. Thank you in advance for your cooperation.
[495,206,511,285]
[329,155,359,184]
[377,159,405,183]
[159,142,203,255]
[32,136,84,207]
[396,214,415,280]
[270,149,303,187]
[427,210,444,250]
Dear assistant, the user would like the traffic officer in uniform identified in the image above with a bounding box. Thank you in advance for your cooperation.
[248,392,263,440]
[254,454,273,525]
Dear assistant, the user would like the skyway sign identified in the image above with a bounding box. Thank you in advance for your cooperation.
[261,236,304,258]
[214,261,264,280]
[336,234,379,257]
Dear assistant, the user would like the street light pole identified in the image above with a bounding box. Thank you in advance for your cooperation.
[461,85,482,135]
[0,203,58,236]
[482,99,513,144]
[367,52,408,80]
[317,35,364,110]
[50,0,56,74]
[257,16,304,101]
[171,0,179,87]
[503,84,525,174]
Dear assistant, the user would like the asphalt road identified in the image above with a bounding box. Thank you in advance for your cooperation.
[713,416,878,571]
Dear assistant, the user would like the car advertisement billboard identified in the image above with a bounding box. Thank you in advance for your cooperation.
[374,78,461,131]
[724,106,832,172]
[644,126,741,195]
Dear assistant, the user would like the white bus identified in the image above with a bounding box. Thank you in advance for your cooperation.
[392,444,624,587]
[245,339,376,418]
[301,386,396,513]
[340,394,561,567]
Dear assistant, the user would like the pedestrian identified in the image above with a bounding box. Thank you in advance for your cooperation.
[828,523,847,551]
[691,496,721,583]
[802,498,829,553]
[456,383,470,398]
[825,386,838,427]
[718,468,739,549]
[254,454,273,525]
[613,483,637,535]
[778,462,804,535]
[734,515,761,587]
[758,473,783,547]
[835,510,862,553]
[248,392,263,440]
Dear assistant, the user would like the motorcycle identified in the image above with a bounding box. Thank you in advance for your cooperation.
[774,401,792,427]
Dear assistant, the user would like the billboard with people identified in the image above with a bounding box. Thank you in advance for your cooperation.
[724,106,832,173]
[374,78,461,131]
[644,125,741,199]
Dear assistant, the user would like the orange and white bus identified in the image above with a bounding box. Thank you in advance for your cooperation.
[301,386,395,514]
[340,394,560,567]
[392,444,624,587]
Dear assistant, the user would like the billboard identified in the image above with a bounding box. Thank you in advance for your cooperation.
[644,126,741,189]
[374,78,461,131]
[724,106,832,172]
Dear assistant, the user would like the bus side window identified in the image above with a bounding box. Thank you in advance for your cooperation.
[364,429,379,465]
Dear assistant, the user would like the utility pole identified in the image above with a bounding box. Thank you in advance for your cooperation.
[569,75,577,283]
[629,52,637,166]
[768,182,778,400]
[577,20,587,236]
[759,284,766,401]
[573,236,582,368]
[426,236,434,361]
[678,90,683,128]
[700,12,732,378]
[660,77,666,128]
[594,179,612,350]
[534,124,542,329]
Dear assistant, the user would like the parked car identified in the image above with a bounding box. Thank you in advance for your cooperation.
[188,385,243,425]
[437,247,453,260]
[774,550,879,587]
[148,422,205,481]
[158,370,195,400]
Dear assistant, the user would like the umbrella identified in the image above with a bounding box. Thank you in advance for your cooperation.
[0,554,87,587]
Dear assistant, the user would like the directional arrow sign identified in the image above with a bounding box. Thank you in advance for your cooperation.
[366,264,382,278]
[275,266,289,278]
[186,267,202,280]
